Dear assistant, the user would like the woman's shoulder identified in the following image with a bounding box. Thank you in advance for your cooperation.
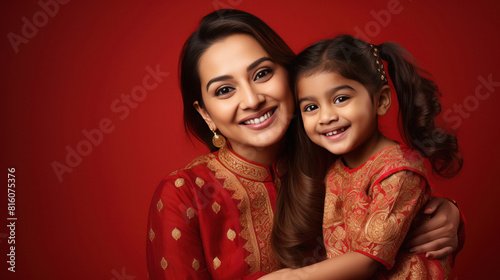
[153,152,218,197]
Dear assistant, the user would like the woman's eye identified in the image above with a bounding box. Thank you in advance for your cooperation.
[304,104,318,112]
[254,68,273,81]
[215,86,234,96]
[334,96,349,104]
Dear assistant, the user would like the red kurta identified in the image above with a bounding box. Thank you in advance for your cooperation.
[146,144,283,279]
[323,145,451,279]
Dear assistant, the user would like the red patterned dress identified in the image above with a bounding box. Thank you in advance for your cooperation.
[323,145,452,279]
[146,143,283,279]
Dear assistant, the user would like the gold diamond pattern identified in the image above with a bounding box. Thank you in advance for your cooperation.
[192,258,200,271]
[213,257,221,270]
[227,229,236,241]
[149,228,155,242]
[172,228,181,240]
[175,178,185,187]
[195,177,204,188]
[161,257,168,270]
[156,199,163,212]
[212,202,221,214]
[186,207,195,219]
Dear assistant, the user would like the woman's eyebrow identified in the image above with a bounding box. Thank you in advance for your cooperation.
[205,57,273,91]
[247,57,272,72]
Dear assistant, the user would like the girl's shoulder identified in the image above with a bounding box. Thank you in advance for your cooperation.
[369,144,427,183]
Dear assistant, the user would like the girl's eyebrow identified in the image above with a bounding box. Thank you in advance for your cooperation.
[205,57,273,91]
[298,85,355,104]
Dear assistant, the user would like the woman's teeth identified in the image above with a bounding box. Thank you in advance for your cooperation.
[325,127,346,136]
[243,110,273,125]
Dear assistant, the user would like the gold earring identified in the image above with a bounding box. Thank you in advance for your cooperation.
[211,127,226,148]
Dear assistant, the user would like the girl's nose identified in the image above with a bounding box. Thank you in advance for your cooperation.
[319,105,339,125]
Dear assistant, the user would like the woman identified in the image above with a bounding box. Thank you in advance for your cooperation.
[146,9,463,279]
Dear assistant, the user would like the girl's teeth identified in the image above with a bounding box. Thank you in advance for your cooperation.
[244,111,272,125]
[325,127,346,136]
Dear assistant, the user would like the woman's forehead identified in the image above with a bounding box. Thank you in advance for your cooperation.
[198,34,270,81]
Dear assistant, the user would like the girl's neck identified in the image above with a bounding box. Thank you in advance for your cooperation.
[342,131,396,169]
[230,138,286,167]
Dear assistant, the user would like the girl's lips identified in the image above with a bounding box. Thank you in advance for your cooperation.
[240,108,277,130]
[322,126,349,140]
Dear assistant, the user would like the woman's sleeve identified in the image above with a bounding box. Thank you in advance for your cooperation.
[146,175,211,279]
[350,170,429,269]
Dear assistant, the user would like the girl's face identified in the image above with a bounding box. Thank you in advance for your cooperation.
[297,72,383,157]
[195,34,294,158]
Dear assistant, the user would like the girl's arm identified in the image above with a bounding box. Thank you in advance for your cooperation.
[404,196,464,259]
[261,252,380,280]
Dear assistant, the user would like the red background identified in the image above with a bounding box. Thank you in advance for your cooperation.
[1,0,499,279]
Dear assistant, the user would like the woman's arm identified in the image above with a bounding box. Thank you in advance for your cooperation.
[404,196,464,259]
[146,176,211,279]
[260,252,380,280]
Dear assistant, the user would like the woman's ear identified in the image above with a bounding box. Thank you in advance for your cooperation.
[193,101,216,131]
[376,85,392,116]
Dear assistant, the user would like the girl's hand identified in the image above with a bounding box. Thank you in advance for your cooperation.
[258,268,294,280]
[404,196,460,259]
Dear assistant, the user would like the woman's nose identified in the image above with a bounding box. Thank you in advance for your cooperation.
[239,84,265,110]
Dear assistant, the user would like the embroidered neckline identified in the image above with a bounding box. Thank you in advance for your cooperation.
[218,144,271,182]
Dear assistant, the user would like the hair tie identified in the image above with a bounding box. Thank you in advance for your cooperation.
[370,44,388,83]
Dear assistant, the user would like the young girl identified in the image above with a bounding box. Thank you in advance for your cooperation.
[264,35,463,279]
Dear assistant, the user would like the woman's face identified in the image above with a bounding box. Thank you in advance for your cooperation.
[195,34,294,158]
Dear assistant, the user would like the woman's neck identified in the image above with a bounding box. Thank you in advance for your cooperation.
[342,131,396,169]
[230,139,286,167]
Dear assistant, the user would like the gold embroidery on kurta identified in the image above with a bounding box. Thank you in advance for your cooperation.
[213,257,221,270]
[195,177,204,188]
[156,199,163,212]
[323,146,449,277]
[218,145,268,181]
[212,202,221,214]
[192,258,200,271]
[227,229,236,241]
[207,156,280,274]
[172,228,181,240]
[149,228,155,242]
[160,257,168,270]
[175,178,185,188]
[186,207,195,219]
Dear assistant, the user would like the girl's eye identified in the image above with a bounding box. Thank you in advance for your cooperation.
[334,96,349,104]
[304,104,318,112]
[254,68,273,82]
[215,86,234,96]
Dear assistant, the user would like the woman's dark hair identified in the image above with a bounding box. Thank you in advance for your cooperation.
[179,9,295,151]
[272,34,463,268]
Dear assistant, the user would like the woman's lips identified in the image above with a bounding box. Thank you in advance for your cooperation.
[240,108,277,129]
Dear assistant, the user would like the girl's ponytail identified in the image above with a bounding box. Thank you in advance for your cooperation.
[379,43,463,177]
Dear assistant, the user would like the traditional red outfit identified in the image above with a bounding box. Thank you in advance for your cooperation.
[323,145,451,279]
[146,144,283,279]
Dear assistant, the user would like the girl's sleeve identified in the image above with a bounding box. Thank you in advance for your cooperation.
[146,175,211,279]
[350,170,429,269]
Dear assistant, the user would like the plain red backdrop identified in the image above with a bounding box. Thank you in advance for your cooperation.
[1,0,499,279]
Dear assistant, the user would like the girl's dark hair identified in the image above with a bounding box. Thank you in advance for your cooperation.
[179,9,295,151]
[271,34,463,268]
